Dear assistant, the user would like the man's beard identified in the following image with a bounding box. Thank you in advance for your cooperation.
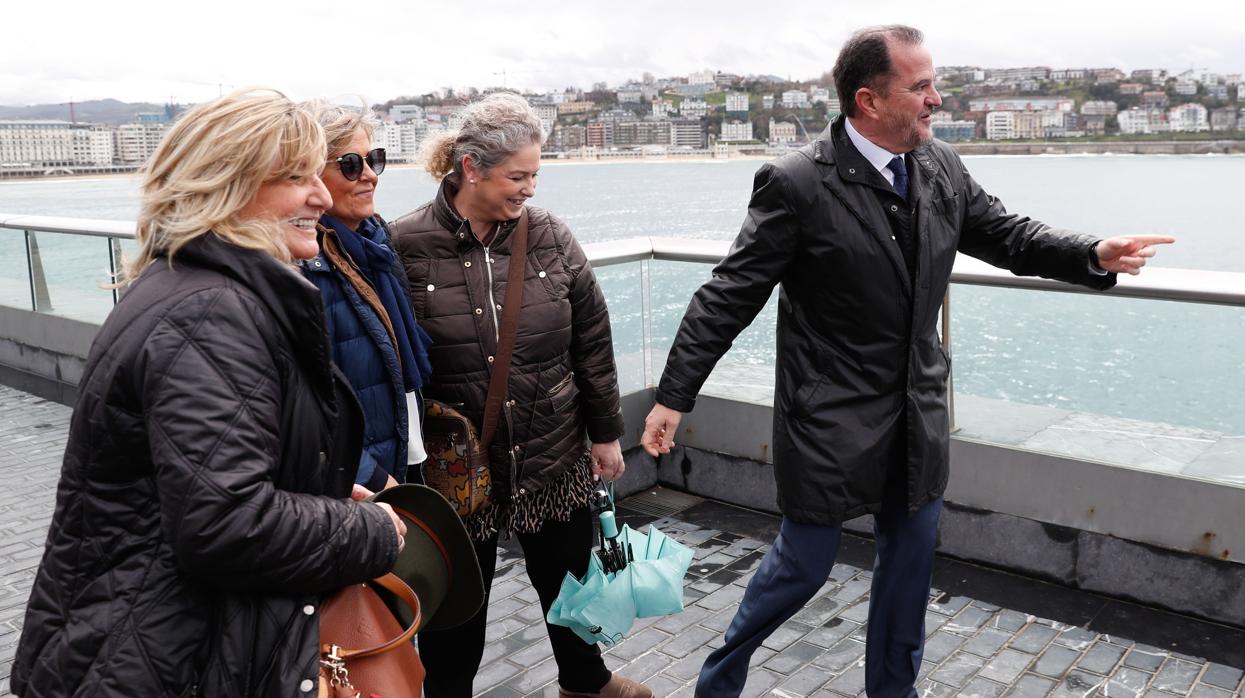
[883,109,933,151]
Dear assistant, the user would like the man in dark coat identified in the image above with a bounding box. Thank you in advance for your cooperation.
[640,25,1173,698]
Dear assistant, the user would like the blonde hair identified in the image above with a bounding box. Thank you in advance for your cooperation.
[124,88,326,282]
[302,98,379,156]
[420,92,545,181]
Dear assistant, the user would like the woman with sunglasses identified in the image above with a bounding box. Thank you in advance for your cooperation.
[300,100,433,493]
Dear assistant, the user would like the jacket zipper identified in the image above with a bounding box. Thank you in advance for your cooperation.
[483,244,500,343]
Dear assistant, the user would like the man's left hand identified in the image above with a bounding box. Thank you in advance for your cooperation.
[590,440,625,481]
[1094,235,1176,275]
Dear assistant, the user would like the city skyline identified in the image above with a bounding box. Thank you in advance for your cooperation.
[7,0,1245,107]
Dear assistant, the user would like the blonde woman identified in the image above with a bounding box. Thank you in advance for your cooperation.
[299,100,432,494]
[12,89,405,697]
[391,93,648,698]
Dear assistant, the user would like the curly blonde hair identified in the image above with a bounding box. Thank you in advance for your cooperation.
[124,88,326,282]
[420,92,544,181]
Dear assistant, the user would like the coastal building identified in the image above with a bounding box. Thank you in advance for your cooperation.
[680,98,709,119]
[768,118,797,145]
[1206,85,1229,101]
[71,124,114,166]
[688,70,716,86]
[1210,107,1239,132]
[1080,101,1118,116]
[613,119,673,148]
[1094,68,1126,83]
[931,120,977,142]
[1117,108,1167,135]
[534,104,558,137]
[1049,68,1088,81]
[114,122,168,166]
[969,97,1073,112]
[652,99,674,118]
[1081,115,1107,137]
[1140,91,1170,109]
[1118,83,1146,95]
[586,120,614,148]
[809,87,831,104]
[389,104,425,123]
[725,92,749,115]
[0,121,75,168]
[669,118,707,149]
[719,121,754,142]
[558,101,597,116]
[1174,80,1199,97]
[781,90,809,109]
[549,123,586,151]
[985,67,1050,81]
[1130,68,1168,84]
[616,89,644,105]
[1168,103,1209,132]
[762,94,775,110]
[985,111,1015,140]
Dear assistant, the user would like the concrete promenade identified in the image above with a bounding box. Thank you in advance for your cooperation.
[1,384,1242,697]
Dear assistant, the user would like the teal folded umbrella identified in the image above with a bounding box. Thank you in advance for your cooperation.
[547,521,694,646]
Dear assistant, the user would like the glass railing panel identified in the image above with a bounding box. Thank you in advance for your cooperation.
[23,231,117,323]
[0,230,31,309]
[949,284,1244,486]
[647,260,778,404]
[596,262,646,395]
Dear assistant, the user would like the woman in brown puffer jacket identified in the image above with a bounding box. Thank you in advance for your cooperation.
[390,93,650,698]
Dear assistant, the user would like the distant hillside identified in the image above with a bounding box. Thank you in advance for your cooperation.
[0,99,169,125]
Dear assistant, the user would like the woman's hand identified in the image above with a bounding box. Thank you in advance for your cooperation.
[351,485,406,552]
[590,440,625,481]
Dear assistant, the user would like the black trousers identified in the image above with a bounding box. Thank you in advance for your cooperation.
[419,505,612,697]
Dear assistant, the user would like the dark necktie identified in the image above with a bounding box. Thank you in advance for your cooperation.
[887,156,909,203]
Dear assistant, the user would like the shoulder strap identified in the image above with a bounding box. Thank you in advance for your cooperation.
[479,208,528,449]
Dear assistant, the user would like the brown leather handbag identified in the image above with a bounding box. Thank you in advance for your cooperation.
[318,572,424,698]
[421,209,529,517]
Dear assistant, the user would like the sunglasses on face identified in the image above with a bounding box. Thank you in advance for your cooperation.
[334,148,386,181]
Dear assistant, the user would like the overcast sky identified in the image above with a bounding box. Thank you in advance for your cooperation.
[5,0,1245,107]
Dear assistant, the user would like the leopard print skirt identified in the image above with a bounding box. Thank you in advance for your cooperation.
[463,451,597,542]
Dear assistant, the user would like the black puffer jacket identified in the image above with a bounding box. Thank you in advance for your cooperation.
[12,234,398,697]
[657,116,1116,525]
[390,180,623,498]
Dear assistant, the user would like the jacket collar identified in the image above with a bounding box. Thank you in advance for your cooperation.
[433,176,520,252]
[817,115,940,194]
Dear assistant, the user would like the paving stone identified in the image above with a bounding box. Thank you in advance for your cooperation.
[960,676,1008,698]
[662,645,713,681]
[613,650,673,682]
[1151,657,1200,694]
[923,629,968,663]
[775,663,834,695]
[765,640,828,676]
[1104,666,1154,695]
[653,604,714,633]
[1047,670,1107,698]
[1032,644,1081,678]
[930,650,986,688]
[991,610,1030,633]
[1004,673,1055,697]
[915,679,957,697]
[762,621,814,652]
[739,667,782,697]
[1188,683,1234,697]
[924,609,951,636]
[639,673,687,697]
[1124,644,1168,673]
[1053,626,1098,652]
[792,596,843,627]
[944,605,995,635]
[1200,662,1244,690]
[659,625,719,659]
[928,593,972,616]
[607,627,670,661]
[503,657,559,694]
[837,600,871,624]
[979,649,1037,685]
[824,660,866,696]
[1077,640,1127,675]
[804,618,860,650]
[811,638,866,674]
[1009,623,1058,654]
[963,628,1013,659]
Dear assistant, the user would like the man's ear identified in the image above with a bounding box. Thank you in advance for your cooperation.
[855,87,879,119]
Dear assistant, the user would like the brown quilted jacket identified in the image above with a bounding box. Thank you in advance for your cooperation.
[390,180,623,499]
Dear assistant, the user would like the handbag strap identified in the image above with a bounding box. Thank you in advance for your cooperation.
[321,572,421,660]
[479,208,529,449]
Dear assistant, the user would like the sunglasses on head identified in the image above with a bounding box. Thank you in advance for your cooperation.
[334,147,386,181]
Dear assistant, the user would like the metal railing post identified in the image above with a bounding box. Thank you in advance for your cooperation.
[108,238,125,304]
[25,230,53,312]
[640,257,654,389]
[941,288,957,433]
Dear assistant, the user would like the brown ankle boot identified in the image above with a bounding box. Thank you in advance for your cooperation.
[559,674,654,698]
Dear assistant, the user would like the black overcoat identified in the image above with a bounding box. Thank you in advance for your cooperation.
[657,117,1116,525]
